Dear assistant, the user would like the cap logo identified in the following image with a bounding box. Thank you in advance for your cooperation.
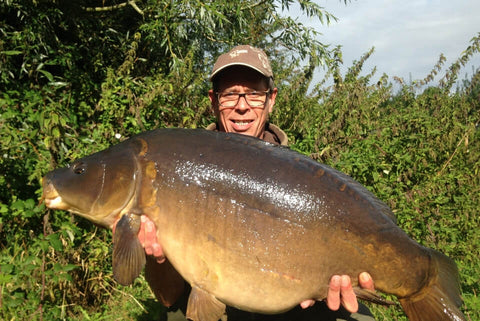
[229,49,248,58]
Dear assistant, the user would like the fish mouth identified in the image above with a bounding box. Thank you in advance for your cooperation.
[42,178,70,210]
[45,195,68,209]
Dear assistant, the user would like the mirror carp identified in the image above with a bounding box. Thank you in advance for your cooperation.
[42,128,465,321]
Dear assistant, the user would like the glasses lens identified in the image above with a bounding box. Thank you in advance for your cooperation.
[246,93,267,107]
[218,92,268,108]
[219,93,239,108]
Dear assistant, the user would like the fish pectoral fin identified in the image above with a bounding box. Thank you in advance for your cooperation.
[353,287,395,306]
[186,287,226,321]
[112,214,146,286]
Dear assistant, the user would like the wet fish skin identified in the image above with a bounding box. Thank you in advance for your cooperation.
[42,128,466,321]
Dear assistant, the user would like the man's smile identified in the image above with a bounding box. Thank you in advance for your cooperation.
[231,119,254,131]
[233,120,252,126]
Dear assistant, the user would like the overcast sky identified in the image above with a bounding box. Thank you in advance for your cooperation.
[294,0,480,88]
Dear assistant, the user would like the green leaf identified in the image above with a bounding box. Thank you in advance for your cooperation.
[1,50,23,55]
[48,233,63,252]
[38,69,54,82]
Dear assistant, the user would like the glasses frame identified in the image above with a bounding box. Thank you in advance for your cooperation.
[216,90,272,109]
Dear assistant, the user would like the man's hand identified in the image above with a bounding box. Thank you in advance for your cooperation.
[112,215,165,263]
[137,215,166,263]
[300,272,375,313]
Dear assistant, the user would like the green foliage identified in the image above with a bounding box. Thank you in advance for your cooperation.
[1,0,479,320]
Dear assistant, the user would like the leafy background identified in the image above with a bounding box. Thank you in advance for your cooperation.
[1,0,479,320]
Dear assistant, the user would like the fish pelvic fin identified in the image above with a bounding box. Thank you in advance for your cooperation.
[112,214,146,286]
[186,287,226,321]
[145,256,185,307]
[399,250,466,321]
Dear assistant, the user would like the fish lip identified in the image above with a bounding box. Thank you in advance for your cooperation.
[41,180,68,210]
[44,195,67,209]
[42,179,59,200]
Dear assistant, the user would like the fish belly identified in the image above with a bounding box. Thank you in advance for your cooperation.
[147,181,428,314]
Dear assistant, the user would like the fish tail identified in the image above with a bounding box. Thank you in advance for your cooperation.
[399,250,466,321]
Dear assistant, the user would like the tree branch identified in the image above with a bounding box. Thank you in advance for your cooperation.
[83,0,144,16]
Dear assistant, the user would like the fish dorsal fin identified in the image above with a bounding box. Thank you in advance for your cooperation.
[186,287,226,321]
[112,214,146,285]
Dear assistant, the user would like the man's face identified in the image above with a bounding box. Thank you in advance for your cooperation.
[209,66,277,139]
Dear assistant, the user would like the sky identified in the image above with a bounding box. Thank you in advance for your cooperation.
[292,0,480,89]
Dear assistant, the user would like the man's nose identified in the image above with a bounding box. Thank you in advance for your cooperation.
[235,95,250,110]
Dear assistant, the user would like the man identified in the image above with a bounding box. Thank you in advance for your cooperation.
[138,45,377,321]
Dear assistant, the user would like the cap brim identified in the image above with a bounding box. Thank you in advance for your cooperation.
[210,63,270,81]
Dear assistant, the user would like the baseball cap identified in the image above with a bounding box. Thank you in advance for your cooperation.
[210,45,273,81]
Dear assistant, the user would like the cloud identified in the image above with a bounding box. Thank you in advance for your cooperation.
[301,0,480,86]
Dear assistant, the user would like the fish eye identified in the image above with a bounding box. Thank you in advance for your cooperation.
[73,162,86,175]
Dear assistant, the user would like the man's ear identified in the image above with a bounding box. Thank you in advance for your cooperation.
[208,89,220,116]
[267,88,278,113]
[208,89,216,104]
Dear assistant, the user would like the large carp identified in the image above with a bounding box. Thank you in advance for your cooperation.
[42,128,465,321]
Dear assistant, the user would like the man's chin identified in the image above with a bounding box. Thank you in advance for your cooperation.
[229,127,257,137]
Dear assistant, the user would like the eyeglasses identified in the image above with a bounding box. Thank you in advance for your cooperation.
[216,90,271,109]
